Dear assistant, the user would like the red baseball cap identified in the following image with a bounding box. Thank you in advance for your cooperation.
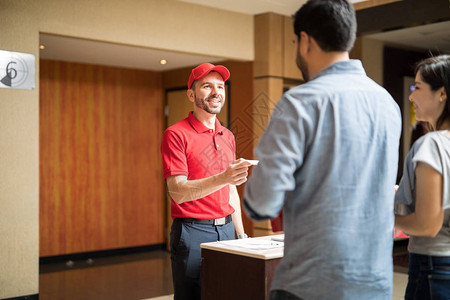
[188,63,230,89]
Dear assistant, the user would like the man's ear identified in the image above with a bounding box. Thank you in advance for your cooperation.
[299,31,311,55]
[187,89,195,103]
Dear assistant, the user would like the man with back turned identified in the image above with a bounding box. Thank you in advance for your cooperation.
[244,1,402,299]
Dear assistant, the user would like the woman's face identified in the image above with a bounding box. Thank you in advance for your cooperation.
[409,70,444,126]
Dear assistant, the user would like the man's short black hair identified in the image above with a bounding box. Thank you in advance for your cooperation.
[293,0,357,52]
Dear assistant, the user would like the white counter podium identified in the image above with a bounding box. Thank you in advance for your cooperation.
[200,234,284,300]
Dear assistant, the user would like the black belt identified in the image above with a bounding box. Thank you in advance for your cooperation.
[176,215,232,226]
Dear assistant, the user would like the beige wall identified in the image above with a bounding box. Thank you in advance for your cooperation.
[361,37,385,86]
[0,0,253,297]
[37,0,254,61]
[0,1,40,298]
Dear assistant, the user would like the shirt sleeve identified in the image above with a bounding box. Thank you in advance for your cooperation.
[394,133,445,214]
[244,94,313,219]
[412,134,443,175]
[394,148,416,214]
[161,129,188,179]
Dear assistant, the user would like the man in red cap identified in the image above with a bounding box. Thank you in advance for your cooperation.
[161,63,251,300]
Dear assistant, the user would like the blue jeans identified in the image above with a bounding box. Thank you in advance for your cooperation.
[405,253,450,300]
[170,219,235,300]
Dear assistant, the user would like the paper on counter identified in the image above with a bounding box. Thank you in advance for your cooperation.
[219,238,283,251]
[270,235,284,242]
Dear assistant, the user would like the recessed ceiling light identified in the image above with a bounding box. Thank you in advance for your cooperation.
[160,59,167,65]
[39,45,45,50]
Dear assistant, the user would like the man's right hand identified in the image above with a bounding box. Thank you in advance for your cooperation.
[221,158,252,186]
[167,159,252,204]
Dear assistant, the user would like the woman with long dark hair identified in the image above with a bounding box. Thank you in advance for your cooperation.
[395,54,450,299]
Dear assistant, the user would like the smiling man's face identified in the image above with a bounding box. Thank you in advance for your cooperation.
[190,71,225,115]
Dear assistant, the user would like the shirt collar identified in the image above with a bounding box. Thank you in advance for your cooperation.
[311,59,366,81]
[187,111,224,134]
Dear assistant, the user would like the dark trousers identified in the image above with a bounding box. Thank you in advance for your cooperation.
[170,219,235,300]
[405,253,450,300]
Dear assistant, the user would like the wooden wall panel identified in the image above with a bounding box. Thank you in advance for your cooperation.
[283,16,303,81]
[253,13,297,236]
[353,0,402,10]
[254,13,283,78]
[40,60,164,257]
[225,61,254,237]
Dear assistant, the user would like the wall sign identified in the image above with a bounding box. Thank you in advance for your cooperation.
[0,50,35,90]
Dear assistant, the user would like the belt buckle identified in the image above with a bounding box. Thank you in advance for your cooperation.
[214,217,226,225]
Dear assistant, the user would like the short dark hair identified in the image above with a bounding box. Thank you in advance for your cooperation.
[293,0,357,52]
[415,54,450,130]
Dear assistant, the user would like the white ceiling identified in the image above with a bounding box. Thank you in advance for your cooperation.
[367,20,450,53]
[39,1,450,72]
[39,34,226,72]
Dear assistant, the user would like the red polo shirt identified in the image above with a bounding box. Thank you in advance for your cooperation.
[161,112,236,219]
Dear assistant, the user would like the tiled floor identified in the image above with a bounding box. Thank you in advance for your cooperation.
[145,275,409,300]
[393,271,408,300]
[39,249,409,300]
[39,250,173,300]
[144,296,174,300]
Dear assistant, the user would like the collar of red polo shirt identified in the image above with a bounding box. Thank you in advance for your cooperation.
[187,112,224,135]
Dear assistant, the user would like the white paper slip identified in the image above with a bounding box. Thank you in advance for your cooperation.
[219,238,283,250]
[271,234,284,242]
[243,159,259,165]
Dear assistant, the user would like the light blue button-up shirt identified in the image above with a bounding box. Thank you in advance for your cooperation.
[244,60,401,299]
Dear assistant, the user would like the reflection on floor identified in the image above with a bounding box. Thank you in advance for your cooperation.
[39,250,173,300]
[39,247,409,300]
